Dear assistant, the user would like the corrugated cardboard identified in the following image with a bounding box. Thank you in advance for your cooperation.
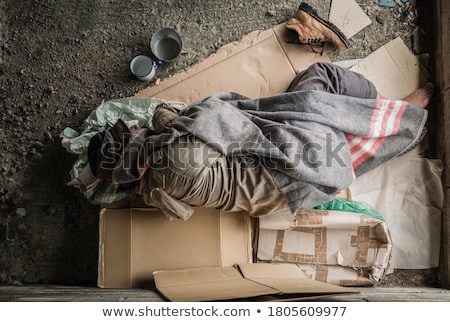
[256,209,392,286]
[329,0,372,39]
[98,208,252,288]
[350,36,429,99]
[153,263,358,302]
[349,144,443,269]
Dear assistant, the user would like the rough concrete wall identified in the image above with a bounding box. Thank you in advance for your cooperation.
[434,0,450,289]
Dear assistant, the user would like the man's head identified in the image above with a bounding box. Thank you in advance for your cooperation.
[67,119,131,192]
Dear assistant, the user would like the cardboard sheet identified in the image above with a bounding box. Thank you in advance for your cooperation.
[239,263,358,295]
[152,266,278,302]
[134,23,329,103]
[98,208,252,288]
[153,263,358,302]
[256,209,392,286]
[349,143,444,269]
[330,0,372,39]
[350,37,429,99]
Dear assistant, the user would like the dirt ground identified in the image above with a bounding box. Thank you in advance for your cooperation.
[0,0,440,287]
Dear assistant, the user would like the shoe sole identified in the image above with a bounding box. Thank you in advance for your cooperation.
[298,2,351,48]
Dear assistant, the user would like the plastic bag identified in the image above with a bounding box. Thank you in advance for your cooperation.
[60,97,186,204]
[314,198,384,221]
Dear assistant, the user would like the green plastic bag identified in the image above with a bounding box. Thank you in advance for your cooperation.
[314,198,384,221]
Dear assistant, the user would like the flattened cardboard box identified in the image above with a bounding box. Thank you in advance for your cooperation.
[153,263,358,302]
[134,23,329,103]
[98,208,252,288]
[350,36,429,99]
[98,207,359,300]
[256,209,392,286]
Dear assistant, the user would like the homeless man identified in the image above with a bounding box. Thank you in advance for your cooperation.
[68,62,433,221]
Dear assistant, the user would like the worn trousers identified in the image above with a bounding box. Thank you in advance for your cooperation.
[286,62,378,99]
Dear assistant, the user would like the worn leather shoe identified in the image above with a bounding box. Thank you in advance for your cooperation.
[286,2,350,50]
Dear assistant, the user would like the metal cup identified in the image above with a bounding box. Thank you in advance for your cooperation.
[129,54,157,81]
[150,28,183,63]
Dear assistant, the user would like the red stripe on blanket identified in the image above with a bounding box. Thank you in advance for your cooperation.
[353,101,396,166]
[349,100,408,169]
[348,99,386,155]
[392,100,407,133]
[352,137,386,169]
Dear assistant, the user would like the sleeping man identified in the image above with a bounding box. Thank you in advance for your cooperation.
[68,62,433,221]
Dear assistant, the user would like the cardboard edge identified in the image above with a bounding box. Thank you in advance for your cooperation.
[243,213,254,264]
[238,263,359,296]
[219,211,253,266]
[329,0,372,39]
[97,208,133,288]
[125,208,133,288]
[153,264,359,302]
[97,208,107,288]
[153,266,280,301]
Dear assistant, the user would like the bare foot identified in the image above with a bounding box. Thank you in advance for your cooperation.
[402,82,434,108]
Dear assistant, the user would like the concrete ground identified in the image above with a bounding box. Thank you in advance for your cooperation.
[1,0,449,301]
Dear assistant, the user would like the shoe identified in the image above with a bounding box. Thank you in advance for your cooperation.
[286,2,350,50]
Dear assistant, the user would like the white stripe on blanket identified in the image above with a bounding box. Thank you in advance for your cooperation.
[347,99,407,169]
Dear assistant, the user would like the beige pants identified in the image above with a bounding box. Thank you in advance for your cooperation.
[135,135,289,220]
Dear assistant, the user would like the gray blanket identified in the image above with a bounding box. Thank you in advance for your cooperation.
[118,90,427,213]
